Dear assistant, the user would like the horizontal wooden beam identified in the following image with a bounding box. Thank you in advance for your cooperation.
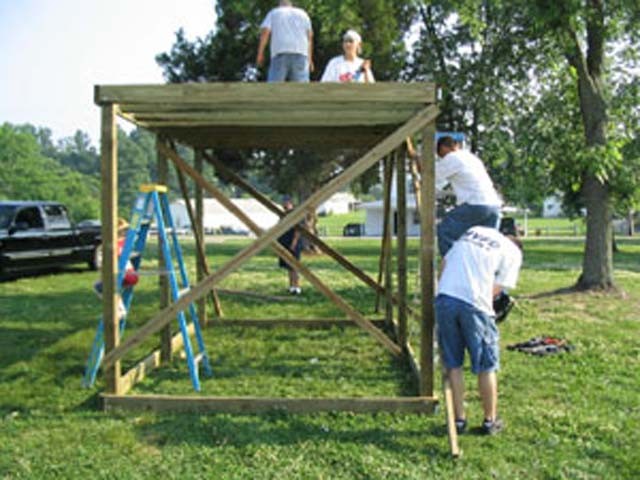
[156,126,394,150]
[208,318,386,328]
[102,394,438,414]
[119,102,423,114]
[95,82,436,106]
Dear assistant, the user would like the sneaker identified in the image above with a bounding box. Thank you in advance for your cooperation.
[455,418,467,434]
[481,417,504,435]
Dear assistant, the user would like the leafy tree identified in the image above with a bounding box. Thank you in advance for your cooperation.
[0,123,100,221]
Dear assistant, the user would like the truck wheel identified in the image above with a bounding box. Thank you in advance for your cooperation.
[89,245,102,271]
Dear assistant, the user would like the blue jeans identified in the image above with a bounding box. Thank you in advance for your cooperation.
[268,53,310,82]
[437,203,500,257]
[435,294,499,374]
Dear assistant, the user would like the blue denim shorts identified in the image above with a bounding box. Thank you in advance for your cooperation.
[268,53,309,82]
[437,203,500,257]
[435,294,499,374]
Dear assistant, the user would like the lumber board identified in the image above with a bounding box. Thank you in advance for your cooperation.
[102,394,438,414]
[208,318,386,329]
[156,137,172,363]
[118,98,423,113]
[163,148,402,356]
[397,147,408,346]
[95,82,436,106]
[375,156,394,313]
[158,126,394,150]
[419,125,437,397]
[100,104,121,394]
[101,105,438,368]
[132,109,417,127]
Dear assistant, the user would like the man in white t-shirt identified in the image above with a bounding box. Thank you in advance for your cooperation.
[257,0,314,82]
[321,30,375,83]
[436,225,523,435]
[436,136,502,257]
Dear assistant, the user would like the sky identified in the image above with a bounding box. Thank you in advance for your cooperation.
[0,0,216,145]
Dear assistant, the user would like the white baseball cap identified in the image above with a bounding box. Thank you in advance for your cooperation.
[343,30,362,43]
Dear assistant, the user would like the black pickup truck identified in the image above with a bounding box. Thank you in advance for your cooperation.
[0,201,102,277]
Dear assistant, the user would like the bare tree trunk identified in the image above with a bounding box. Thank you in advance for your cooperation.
[579,175,614,288]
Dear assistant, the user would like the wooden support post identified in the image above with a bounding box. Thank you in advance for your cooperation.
[173,159,223,320]
[376,156,394,313]
[156,137,172,363]
[384,154,395,328]
[100,104,121,394]
[195,149,206,325]
[102,105,439,368]
[397,146,408,347]
[419,125,436,396]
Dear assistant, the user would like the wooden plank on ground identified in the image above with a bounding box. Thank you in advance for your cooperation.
[100,104,121,395]
[102,394,438,414]
[101,105,439,368]
[95,83,436,106]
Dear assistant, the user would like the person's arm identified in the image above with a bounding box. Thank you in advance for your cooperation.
[291,229,301,250]
[308,29,314,73]
[257,28,271,67]
[362,60,375,83]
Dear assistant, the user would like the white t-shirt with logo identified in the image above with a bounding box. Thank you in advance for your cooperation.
[261,6,312,58]
[320,56,375,83]
[438,226,522,315]
[436,149,501,206]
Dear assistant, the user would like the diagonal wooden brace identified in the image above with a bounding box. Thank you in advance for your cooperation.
[164,148,401,355]
[102,105,439,368]
[203,152,418,318]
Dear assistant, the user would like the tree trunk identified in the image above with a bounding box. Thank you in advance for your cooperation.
[628,209,635,237]
[578,174,614,289]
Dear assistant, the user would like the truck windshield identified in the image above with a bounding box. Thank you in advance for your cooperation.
[0,205,17,229]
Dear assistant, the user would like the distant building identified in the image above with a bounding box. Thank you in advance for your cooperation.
[543,195,564,218]
[361,167,421,237]
[317,192,358,216]
[170,198,279,235]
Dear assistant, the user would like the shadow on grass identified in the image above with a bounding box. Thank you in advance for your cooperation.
[134,412,447,457]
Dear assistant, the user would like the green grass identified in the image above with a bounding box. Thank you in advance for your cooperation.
[1,238,639,479]
[317,211,365,236]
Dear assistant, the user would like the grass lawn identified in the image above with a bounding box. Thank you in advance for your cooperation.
[1,237,639,479]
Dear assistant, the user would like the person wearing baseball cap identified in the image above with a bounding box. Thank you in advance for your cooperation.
[321,29,375,83]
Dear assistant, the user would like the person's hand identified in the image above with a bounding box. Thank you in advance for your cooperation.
[256,51,265,67]
[362,59,372,71]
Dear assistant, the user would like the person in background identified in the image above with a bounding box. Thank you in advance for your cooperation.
[257,0,314,82]
[436,226,523,435]
[277,196,303,295]
[321,29,375,83]
[436,135,502,258]
[93,218,139,317]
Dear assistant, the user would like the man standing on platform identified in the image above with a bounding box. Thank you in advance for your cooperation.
[257,0,314,82]
[436,136,502,257]
[436,225,522,435]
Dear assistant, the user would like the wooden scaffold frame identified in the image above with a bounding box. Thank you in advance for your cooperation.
[95,82,439,414]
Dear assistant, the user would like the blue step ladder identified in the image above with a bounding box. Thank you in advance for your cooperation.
[83,184,212,391]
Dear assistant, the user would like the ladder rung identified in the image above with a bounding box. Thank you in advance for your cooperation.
[178,287,191,297]
[130,251,142,259]
[194,353,205,364]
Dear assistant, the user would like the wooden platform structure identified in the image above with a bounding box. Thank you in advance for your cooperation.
[95,82,439,414]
